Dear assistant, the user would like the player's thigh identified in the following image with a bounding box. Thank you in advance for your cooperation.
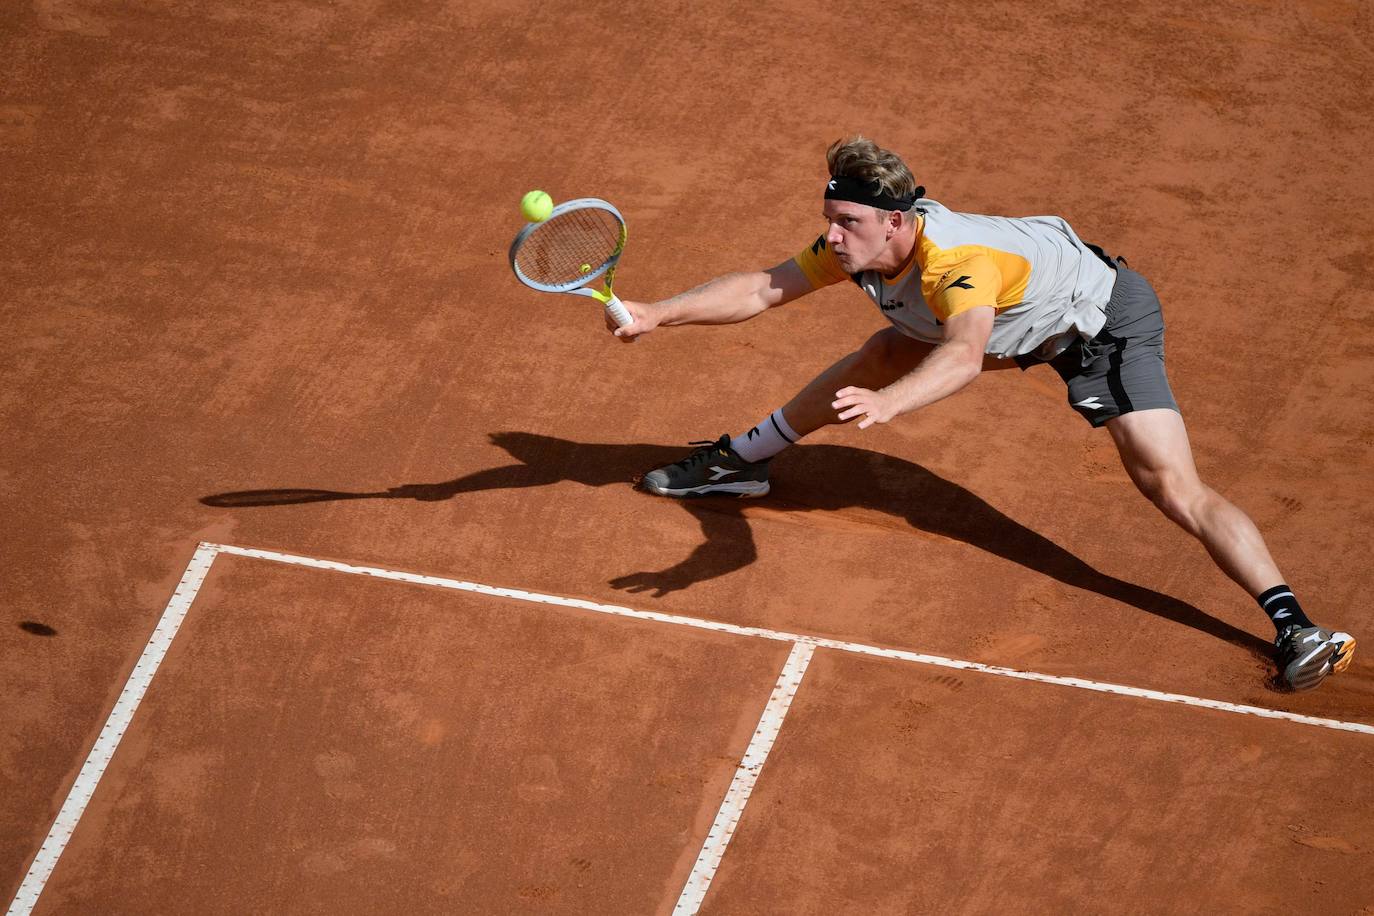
[1106,407,1203,496]
[855,327,1016,376]
[851,327,937,382]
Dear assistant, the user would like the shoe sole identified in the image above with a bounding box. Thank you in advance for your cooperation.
[1284,633,1356,691]
[641,480,770,498]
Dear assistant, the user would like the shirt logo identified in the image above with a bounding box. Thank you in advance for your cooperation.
[880,299,905,312]
[947,275,975,290]
[810,235,827,255]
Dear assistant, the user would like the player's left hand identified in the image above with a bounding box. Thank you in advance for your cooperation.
[832,386,898,429]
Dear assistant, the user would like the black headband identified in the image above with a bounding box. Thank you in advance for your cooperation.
[825,174,924,210]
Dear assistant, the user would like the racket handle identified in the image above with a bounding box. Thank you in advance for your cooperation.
[604,294,634,328]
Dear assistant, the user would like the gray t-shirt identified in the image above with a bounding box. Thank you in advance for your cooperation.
[794,199,1116,359]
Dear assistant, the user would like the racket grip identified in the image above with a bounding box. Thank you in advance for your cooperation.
[604,294,634,328]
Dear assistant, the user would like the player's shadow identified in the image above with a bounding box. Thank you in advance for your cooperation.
[201,431,1272,660]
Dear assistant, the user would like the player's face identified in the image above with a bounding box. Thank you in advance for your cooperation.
[822,200,891,272]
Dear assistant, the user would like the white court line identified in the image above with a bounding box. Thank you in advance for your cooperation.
[11,542,1372,916]
[6,543,221,916]
[214,543,1374,737]
[674,641,814,916]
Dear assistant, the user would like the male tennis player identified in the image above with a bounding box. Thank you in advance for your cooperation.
[610,136,1355,692]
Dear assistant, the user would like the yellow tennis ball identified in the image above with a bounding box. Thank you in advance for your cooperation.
[520,189,553,222]
[580,263,591,273]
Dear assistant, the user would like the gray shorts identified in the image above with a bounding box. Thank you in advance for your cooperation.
[1042,263,1180,428]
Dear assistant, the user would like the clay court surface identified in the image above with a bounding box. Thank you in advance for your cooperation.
[4,1,1373,913]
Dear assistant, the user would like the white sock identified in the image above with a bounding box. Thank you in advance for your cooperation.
[732,408,801,463]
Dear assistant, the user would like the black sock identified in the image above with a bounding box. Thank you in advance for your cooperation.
[1258,584,1314,635]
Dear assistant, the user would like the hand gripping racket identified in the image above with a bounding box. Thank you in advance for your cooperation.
[509,198,634,328]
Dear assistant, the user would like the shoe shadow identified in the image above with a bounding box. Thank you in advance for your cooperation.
[201,431,1272,660]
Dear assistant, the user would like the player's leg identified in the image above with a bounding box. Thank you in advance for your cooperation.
[1106,407,1355,688]
[1105,407,1280,595]
[1059,263,1272,589]
[1071,261,1355,688]
[640,327,937,498]
[776,328,1018,437]
[777,327,937,437]
[739,327,1019,461]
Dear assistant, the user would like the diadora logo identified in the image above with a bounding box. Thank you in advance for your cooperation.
[947,275,974,290]
[810,235,827,255]
[827,179,837,190]
[708,466,739,481]
[1073,396,1105,411]
[880,299,905,311]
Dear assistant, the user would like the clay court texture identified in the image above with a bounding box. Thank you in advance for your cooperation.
[3,1,1373,914]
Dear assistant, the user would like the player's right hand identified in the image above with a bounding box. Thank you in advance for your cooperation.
[607,299,661,341]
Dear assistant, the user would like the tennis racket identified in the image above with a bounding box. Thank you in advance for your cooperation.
[509,197,633,328]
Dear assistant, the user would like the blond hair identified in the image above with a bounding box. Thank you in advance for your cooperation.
[825,136,919,208]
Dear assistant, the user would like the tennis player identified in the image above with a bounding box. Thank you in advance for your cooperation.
[610,136,1355,692]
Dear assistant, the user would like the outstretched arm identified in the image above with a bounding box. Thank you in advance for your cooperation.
[609,258,814,339]
[832,305,995,428]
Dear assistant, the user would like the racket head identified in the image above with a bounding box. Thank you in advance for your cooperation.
[509,198,627,293]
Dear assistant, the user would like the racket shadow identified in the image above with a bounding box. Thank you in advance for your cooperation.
[200,431,1270,661]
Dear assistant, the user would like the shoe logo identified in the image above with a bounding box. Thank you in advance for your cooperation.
[708,465,739,481]
[947,275,974,290]
[1073,396,1105,411]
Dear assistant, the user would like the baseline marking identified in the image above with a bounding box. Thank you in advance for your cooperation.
[7,543,221,916]
[214,543,1374,737]
[674,641,815,916]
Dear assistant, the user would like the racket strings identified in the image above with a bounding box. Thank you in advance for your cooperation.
[515,207,623,286]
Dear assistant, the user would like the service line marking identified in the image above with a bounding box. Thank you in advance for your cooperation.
[11,542,1373,916]
[674,641,814,916]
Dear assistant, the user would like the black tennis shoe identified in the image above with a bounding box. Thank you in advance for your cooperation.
[640,435,770,498]
[1275,624,1356,691]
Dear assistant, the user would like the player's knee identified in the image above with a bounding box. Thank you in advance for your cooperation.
[855,328,895,361]
[853,328,920,382]
[1138,474,1205,533]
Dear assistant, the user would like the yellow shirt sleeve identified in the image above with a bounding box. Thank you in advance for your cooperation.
[792,235,849,289]
[927,253,1002,321]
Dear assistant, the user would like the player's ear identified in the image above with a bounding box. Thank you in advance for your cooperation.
[885,208,903,238]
